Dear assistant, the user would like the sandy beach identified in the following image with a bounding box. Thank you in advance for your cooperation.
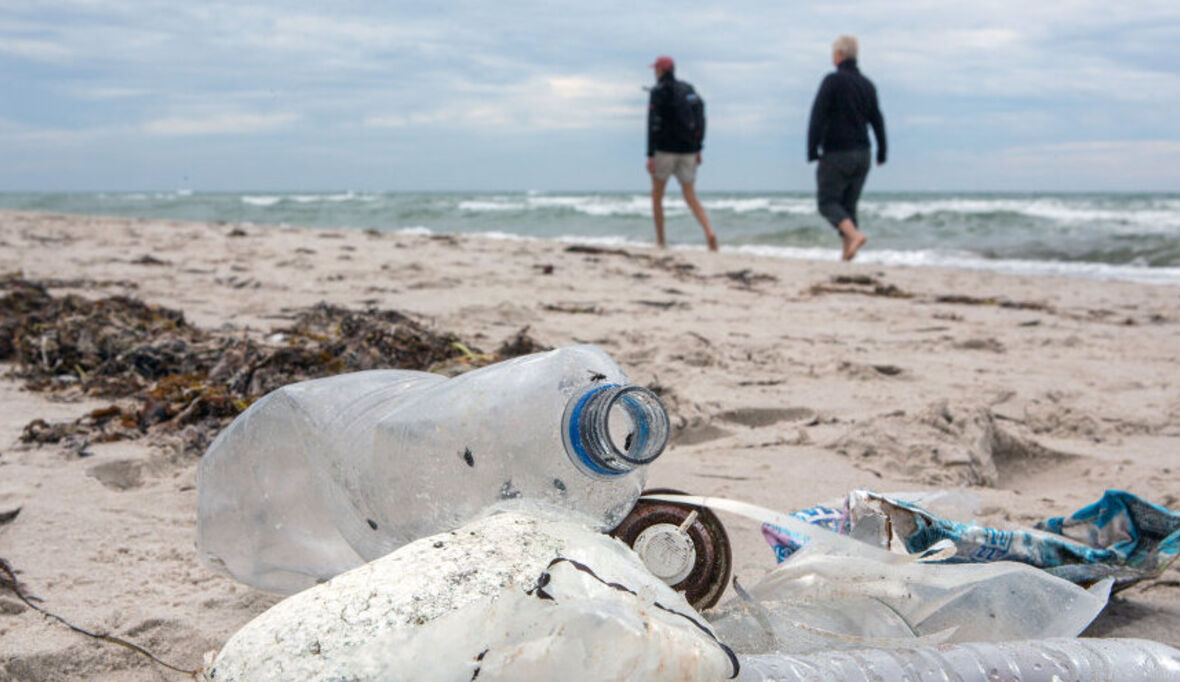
[1,209,1178,680]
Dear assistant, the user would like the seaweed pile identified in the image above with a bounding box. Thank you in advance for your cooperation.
[1,276,547,455]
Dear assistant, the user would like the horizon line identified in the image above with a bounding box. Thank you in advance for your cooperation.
[1,188,1177,195]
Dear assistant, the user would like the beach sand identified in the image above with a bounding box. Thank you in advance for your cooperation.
[1,210,1178,680]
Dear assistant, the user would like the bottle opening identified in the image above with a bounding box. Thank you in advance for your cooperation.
[563,384,670,477]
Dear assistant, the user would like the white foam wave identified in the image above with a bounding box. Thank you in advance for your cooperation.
[242,195,282,207]
[477,230,531,241]
[703,197,815,215]
[572,197,652,217]
[863,197,1180,232]
[242,192,378,207]
[394,226,433,236]
[555,233,653,249]
[733,244,1180,285]
[288,192,378,204]
[457,194,815,218]
[458,200,525,212]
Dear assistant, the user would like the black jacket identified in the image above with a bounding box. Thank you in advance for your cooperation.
[647,72,703,156]
[807,59,886,163]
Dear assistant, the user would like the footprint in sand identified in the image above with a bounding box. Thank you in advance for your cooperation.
[87,459,144,491]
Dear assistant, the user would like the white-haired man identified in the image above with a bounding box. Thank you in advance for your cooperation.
[807,35,887,261]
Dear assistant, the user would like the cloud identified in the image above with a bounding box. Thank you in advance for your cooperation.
[2,1,1179,189]
[0,121,130,145]
[363,74,642,132]
[971,139,1180,190]
[143,112,298,136]
[0,37,73,62]
[63,85,151,99]
[997,139,1180,163]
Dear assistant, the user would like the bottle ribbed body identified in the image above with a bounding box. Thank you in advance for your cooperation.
[197,345,665,593]
[736,638,1180,682]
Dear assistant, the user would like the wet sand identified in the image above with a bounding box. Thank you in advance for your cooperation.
[1,210,1178,680]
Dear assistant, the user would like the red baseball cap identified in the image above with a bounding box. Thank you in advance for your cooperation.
[651,55,675,71]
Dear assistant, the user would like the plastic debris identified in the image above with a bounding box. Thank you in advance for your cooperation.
[197,345,670,593]
[207,511,736,681]
[736,637,1180,681]
[762,489,1180,589]
[648,495,1110,647]
[610,488,734,611]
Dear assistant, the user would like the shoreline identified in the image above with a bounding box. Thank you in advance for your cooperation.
[2,192,1179,287]
[2,210,1178,679]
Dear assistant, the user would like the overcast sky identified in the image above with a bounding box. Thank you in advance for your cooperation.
[3,1,1179,192]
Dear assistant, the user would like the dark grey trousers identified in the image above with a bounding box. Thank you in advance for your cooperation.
[816,148,871,230]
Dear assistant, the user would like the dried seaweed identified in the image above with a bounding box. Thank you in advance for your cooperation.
[934,294,1052,311]
[809,282,913,298]
[2,277,546,456]
[496,326,550,358]
[562,245,701,279]
[720,269,778,287]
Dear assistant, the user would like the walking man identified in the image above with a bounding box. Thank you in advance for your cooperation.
[807,35,886,261]
[647,55,718,251]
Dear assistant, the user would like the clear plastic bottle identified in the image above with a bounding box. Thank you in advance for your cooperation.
[197,345,670,594]
[736,638,1180,682]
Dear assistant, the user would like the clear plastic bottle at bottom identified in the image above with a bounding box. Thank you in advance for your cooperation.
[736,637,1180,682]
[196,344,670,594]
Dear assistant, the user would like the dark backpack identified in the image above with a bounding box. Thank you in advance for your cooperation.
[670,80,706,150]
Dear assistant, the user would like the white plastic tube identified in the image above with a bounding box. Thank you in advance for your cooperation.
[737,638,1180,682]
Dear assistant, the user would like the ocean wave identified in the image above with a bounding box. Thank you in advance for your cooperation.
[289,192,377,204]
[555,233,653,248]
[733,243,1180,285]
[863,197,1180,232]
[393,226,433,236]
[460,195,654,216]
[241,192,378,207]
[458,200,525,212]
[457,194,817,218]
[242,195,282,207]
[703,197,815,215]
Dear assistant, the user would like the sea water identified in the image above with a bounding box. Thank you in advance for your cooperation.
[2,190,1178,284]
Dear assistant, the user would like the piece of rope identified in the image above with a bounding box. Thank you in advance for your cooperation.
[0,557,201,677]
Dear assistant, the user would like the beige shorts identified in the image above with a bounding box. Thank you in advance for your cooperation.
[651,151,698,185]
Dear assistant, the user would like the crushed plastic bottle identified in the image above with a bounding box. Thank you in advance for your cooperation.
[208,511,736,681]
[736,637,1180,681]
[197,345,670,593]
[655,495,1111,647]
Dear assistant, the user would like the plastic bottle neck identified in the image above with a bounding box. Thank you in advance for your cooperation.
[563,384,669,477]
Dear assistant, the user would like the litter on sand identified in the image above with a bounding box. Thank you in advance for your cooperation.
[193,347,1180,681]
[761,488,1180,588]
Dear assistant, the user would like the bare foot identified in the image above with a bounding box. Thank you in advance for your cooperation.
[706,233,718,252]
[843,232,867,261]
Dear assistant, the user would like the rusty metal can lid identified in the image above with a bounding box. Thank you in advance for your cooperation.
[610,488,732,611]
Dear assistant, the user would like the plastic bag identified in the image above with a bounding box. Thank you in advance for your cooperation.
[648,496,1110,649]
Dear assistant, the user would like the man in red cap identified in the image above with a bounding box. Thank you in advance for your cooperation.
[646,55,717,251]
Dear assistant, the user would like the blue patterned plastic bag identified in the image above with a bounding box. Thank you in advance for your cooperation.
[762,489,1180,589]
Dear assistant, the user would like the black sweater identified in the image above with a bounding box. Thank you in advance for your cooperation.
[807,59,886,163]
[647,72,703,156]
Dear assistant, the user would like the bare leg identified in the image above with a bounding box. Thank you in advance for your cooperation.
[680,182,718,251]
[836,218,867,261]
[650,176,668,248]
